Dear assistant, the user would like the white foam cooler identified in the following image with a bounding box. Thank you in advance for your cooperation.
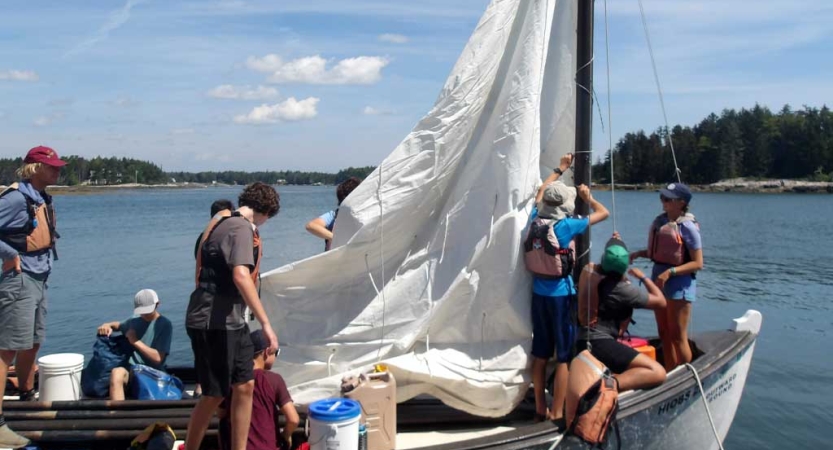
[37,353,84,402]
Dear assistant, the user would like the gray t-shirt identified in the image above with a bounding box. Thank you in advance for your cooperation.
[186,216,255,330]
[577,277,648,341]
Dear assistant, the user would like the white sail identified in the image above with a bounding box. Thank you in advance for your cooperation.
[259,0,577,417]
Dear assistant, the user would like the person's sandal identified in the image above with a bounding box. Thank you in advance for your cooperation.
[19,389,37,402]
[533,413,548,423]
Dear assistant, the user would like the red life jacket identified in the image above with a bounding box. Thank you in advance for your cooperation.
[647,213,697,266]
[523,217,575,279]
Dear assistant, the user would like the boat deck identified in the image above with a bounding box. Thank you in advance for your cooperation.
[1,328,753,449]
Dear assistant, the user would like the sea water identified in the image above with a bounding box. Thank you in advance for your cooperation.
[38,187,833,447]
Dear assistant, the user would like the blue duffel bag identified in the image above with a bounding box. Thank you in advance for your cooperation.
[80,334,134,398]
[130,364,184,400]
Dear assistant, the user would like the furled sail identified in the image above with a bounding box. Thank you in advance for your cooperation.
[260,0,577,417]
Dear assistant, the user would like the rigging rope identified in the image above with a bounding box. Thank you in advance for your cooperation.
[637,0,682,183]
[603,0,617,230]
[685,363,727,450]
[376,164,387,363]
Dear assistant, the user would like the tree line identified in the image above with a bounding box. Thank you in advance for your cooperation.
[168,166,375,185]
[0,155,376,187]
[592,104,833,184]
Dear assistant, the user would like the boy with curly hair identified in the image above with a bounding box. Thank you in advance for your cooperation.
[185,182,281,450]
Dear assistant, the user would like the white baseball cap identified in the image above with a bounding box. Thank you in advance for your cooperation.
[133,289,160,315]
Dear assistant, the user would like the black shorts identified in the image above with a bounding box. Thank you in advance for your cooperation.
[575,339,639,375]
[187,326,254,397]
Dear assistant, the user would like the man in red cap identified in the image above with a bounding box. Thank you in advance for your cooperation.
[0,146,64,448]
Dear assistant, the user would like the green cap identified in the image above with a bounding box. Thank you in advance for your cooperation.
[601,237,629,275]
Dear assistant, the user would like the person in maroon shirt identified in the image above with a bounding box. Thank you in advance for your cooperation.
[219,330,299,450]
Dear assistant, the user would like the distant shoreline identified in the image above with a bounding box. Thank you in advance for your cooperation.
[592,179,833,194]
[4,178,830,196]
[0,182,332,196]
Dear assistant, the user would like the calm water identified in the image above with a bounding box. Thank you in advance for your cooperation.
[38,187,832,447]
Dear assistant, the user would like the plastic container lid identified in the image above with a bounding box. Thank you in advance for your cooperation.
[617,336,649,348]
[37,353,84,368]
[309,398,362,422]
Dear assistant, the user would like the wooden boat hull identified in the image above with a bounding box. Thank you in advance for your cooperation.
[2,311,761,450]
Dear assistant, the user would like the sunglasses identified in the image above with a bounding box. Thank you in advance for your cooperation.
[256,347,281,357]
[660,196,675,203]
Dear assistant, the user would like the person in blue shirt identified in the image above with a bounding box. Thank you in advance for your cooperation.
[97,289,173,400]
[0,146,64,449]
[528,154,609,423]
[305,177,361,251]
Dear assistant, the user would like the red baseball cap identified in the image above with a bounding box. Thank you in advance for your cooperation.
[24,146,66,167]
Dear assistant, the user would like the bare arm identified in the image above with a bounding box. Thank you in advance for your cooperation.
[305,217,333,241]
[577,185,610,225]
[628,268,666,310]
[674,247,703,275]
[535,154,573,203]
[655,245,703,289]
[125,328,166,367]
[629,249,648,263]
[97,321,121,336]
[233,265,278,352]
[280,402,300,444]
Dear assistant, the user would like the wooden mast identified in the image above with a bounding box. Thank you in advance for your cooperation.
[573,0,595,278]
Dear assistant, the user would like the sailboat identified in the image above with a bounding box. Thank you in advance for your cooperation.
[2,1,760,449]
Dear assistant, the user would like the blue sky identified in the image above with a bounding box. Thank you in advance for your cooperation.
[0,0,830,172]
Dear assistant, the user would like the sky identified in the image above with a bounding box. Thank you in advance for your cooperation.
[0,0,831,172]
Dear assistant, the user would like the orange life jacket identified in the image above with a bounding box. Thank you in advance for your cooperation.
[0,183,58,259]
[647,213,697,266]
[523,217,575,279]
[566,350,619,446]
[195,212,262,289]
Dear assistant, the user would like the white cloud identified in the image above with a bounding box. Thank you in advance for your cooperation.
[246,54,389,85]
[233,97,319,125]
[170,128,196,135]
[0,70,39,82]
[65,0,145,58]
[362,106,394,116]
[378,33,409,44]
[33,112,66,127]
[207,84,279,100]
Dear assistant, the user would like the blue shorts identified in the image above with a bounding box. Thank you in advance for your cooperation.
[531,293,574,362]
[652,265,696,302]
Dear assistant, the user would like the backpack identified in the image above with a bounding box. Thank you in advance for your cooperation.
[577,263,632,337]
[130,364,184,400]
[565,350,620,447]
[80,335,134,398]
[523,217,575,279]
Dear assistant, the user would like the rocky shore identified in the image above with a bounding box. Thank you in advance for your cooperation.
[595,178,833,194]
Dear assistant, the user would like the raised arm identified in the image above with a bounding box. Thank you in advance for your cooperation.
[535,153,573,203]
[577,184,609,225]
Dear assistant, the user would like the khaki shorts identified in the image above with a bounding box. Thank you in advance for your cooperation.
[0,271,48,351]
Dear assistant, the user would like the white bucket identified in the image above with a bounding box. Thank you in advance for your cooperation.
[309,398,362,450]
[38,353,84,402]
